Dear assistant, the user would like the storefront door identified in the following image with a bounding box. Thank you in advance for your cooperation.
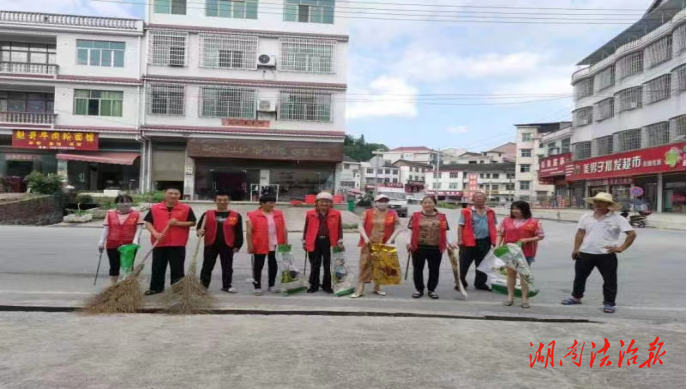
[663,173,686,213]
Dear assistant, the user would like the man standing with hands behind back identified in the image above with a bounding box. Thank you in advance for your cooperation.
[457,191,498,291]
[144,186,196,296]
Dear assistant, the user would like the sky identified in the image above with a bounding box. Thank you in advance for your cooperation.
[0,0,656,152]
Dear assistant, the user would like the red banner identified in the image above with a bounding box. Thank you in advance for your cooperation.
[566,142,686,181]
[538,152,571,178]
[12,130,99,151]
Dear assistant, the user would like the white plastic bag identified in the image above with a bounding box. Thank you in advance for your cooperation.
[276,244,308,295]
[331,248,355,297]
[477,249,506,287]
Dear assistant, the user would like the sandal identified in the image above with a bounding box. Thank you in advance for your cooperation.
[521,301,530,309]
[412,291,424,299]
[503,300,514,306]
[374,290,387,296]
[603,305,616,314]
[428,292,439,300]
[144,290,162,296]
[350,293,364,299]
[561,297,582,305]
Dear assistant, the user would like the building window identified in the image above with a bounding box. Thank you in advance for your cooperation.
[148,84,185,116]
[521,133,532,142]
[479,184,484,189]
[592,136,613,157]
[343,163,349,170]
[674,23,686,56]
[284,0,334,24]
[616,52,643,81]
[366,168,373,174]
[594,66,615,92]
[670,115,686,140]
[672,64,686,93]
[449,183,458,189]
[154,0,186,14]
[449,172,458,179]
[520,149,532,157]
[573,78,593,99]
[432,183,440,189]
[615,86,642,113]
[644,74,671,104]
[0,92,54,113]
[0,42,56,64]
[615,128,642,153]
[520,164,531,173]
[479,173,484,178]
[573,106,593,127]
[76,40,125,67]
[645,122,670,147]
[594,97,614,122]
[149,31,187,66]
[279,37,336,74]
[485,173,491,179]
[199,86,255,118]
[73,90,123,117]
[492,173,499,179]
[561,138,571,154]
[645,35,672,69]
[573,141,592,160]
[199,33,258,70]
[383,169,390,174]
[206,0,258,19]
[393,170,398,175]
[492,184,499,190]
[278,90,332,122]
[519,181,531,190]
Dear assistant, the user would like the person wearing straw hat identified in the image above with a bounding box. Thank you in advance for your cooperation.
[302,191,344,294]
[561,192,637,314]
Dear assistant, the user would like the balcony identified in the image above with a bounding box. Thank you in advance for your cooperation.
[0,112,56,124]
[0,62,58,76]
[0,11,141,31]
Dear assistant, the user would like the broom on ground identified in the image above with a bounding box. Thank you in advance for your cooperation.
[82,225,170,315]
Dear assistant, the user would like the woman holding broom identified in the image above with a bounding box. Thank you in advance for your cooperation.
[98,194,144,285]
[246,194,288,296]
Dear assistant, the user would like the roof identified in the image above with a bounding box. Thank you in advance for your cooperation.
[383,162,399,169]
[343,155,359,163]
[439,162,516,173]
[388,146,434,152]
[458,152,483,157]
[487,142,517,154]
[392,159,434,169]
[514,122,572,134]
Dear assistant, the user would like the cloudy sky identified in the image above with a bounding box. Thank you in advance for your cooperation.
[4,0,655,151]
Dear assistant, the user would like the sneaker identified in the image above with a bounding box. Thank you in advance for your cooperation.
[268,287,281,294]
[221,287,237,294]
[254,289,263,296]
[306,288,318,294]
[322,288,334,294]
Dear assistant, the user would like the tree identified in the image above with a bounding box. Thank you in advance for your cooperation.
[344,135,388,162]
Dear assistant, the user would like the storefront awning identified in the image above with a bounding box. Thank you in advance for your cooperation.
[56,152,140,166]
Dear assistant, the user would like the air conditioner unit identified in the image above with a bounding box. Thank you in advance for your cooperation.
[257,54,276,68]
[257,99,276,112]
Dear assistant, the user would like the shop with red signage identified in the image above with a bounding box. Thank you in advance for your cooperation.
[538,153,572,208]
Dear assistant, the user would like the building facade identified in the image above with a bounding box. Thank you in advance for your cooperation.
[424,162,515,203]
[536,126,574,207]
[381,146,440,166]
[360,160,400,191]
[334,155,360,192]
[392,159,430,195]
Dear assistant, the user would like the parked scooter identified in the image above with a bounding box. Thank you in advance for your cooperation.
[620,210,651,228]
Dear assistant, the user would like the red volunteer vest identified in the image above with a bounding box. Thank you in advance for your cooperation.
[502,217,539,257]
[409,212,449,253]
[358,208,397,247]
[460,207,497,247]
[248,209,286,254]
[204,210,239,247]
[150,202,191,247]
[304,209,341,252]
[106,210,139,249]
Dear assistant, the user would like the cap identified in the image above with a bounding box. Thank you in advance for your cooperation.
[374,194,389,202]
[316,192,333,201]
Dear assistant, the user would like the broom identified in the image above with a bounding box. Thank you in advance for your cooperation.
[82,225,170,315]
[161,217,215,315]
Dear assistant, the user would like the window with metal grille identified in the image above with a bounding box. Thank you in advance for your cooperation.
[519,181,531,190]
[521,133,532,141]
[616,52,643,81]
[520,164,531,173]
[645,122,670,147]
[148,84,185,116]
[449,172,458,178]
[279,37,336,74]
[149,31,187,66]
[670,115,686,140]
[449,183,458,189]
[154,0,186,14]
[573,141,591,160]
[561,138,571,153]
[199,33,257,70]
[645,35,672,69]
[0,92,54,113]
[73,90,123,117]
[594,98,614,122]
[199,86,255,118]
[674,24,686,56]
[672,64,686,92]
[520,149,532,157]
[594,66,615,92]
[573,78,594,99]
[278,90,332,122]
[616,129,642,152]
[615,86,642,113]
[644,74,671,104]
[77,40,125,67]
[573,106,593,127]
[206,0,258,19]
[0,42,56,64]
[284,0,334,24]
[592,136,613,157]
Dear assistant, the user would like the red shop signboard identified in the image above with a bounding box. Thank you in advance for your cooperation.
[566,142,686,181]
[538,152,571,178]
[12,130,99,151]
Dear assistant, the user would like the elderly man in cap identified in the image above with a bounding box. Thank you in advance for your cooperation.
[561,192,637,314]
[302,192,344,293]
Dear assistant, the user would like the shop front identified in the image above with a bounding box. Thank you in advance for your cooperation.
[662,173,685,213]
[538,153,571,208]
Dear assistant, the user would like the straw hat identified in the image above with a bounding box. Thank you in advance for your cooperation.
[585,192,621,210]
[316,192,333,201]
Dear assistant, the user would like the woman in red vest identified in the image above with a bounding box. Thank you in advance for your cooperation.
[497,200,544,308]
[246,194,287,296]
[407,196,456,299]
[302,192,343,294]
[98,194,143,285]
[351,195,401,298]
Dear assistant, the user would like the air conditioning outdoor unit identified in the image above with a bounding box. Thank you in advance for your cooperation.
[257,54,276,68]
[257,99,277,112]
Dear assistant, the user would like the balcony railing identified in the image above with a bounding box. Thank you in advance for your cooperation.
[0,112,56,124]
[0,11,141,31]
[0,62,58,75]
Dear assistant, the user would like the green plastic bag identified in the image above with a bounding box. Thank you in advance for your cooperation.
[277,244,308,295]
[117,244,140,277]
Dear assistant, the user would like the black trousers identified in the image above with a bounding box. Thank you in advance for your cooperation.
[412,246,442,293]
[459,238,492,288]
[572,252,618,306]
[106,248,138,276]
[308,237,332,291]
[253,251,278,289]
[149,246,186,292]
[200,244,235,289]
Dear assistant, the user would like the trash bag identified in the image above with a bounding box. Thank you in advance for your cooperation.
[331,247,355,297]
[492,244,534,288]
[117,243,140,278]
[479,244,538,298]
[370,243,402,285]
[276,244,307,295]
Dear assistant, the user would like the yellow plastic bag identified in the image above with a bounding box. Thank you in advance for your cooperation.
[371,244,402,285]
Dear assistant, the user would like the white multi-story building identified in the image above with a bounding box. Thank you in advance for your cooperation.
[335,155,360,192]
[425,163,515,203]
[360,160,400,191]
[392,159,431,195]
[536,126,574,207]
[381,146,440,166]
[441,143,516,165]
[568,0,685,213]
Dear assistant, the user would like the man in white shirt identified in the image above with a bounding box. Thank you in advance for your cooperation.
[561,193,637,314]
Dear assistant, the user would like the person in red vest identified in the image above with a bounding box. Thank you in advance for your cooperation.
[143,186,196,296]
[457,191,498,291]
[302,192,343,294]
[407,196,456,299]
[197,192,243,293]
[246,194,288,296]
[497,201,544,308]
[350,194,401,298]
[98,194,143,285]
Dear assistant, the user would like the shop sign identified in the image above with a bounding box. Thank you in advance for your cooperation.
[187,139,344,162]
[538,152,571,178]
[566,142,686,181]
[221,118,270,128]
[12,130,98,151]
[426,190,463,196]
[378,183,404,188]
[4,153,41,161]
[587,178,633,186]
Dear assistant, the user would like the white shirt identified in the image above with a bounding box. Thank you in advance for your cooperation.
[577,211,633,254]
[264,212,278,251]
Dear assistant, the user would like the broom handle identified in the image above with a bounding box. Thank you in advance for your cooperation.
[189,215,207,269]
[132,224,171,276]
[404,251,411,280]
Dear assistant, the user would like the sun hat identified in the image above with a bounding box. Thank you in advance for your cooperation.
[584,192,621,210]
[315,192,333,201]
[374,194,390,202]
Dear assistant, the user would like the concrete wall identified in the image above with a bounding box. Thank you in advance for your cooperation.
[0,195,63,225]
[55,33,142,79]
[53,84,140,128]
